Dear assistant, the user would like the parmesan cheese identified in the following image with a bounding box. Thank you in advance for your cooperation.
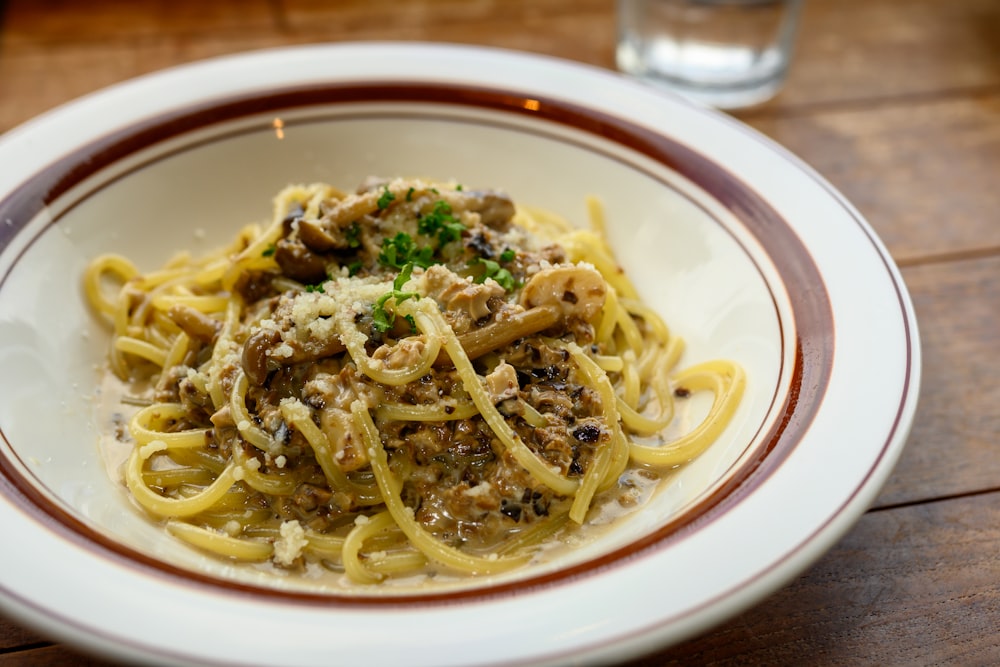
[271,342,294,359]
[273,520,308,566]
[464,482,494,498]
[279,397,310,421]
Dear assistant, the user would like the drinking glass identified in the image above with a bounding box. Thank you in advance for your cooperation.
[616,0,804,109]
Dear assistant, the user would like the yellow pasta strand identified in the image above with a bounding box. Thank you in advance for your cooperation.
[85,181,747,585]
[355,401,532,575]
[418,299,578,497]
[151,294,229,313]
[166,521,273,561]
[564,343,630,498]
[229,370,277,453]
[279,399,382,505]
[629,361,746,467]
[342,512,397,584]
[114,336,167,367]
[129,403,211,448]
[375,400,479,422]
[125,444,239,517]
[83,253,138,318]
[337,299,442,386]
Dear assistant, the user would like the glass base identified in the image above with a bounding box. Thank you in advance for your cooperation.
[626,70,787,110]
[617,39,789,110]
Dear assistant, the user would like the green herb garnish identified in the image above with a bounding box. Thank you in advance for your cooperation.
[499,248,516,263]
[371,298,393,333]
[378,232,435,269]
[377,186,396,210]
[372,262,420,333]
[377,200,468,271]
[392,262,416,293]
[469,257,517,291]
[304,283,325,293]
[261,244,277,257]
[417,200,465,248]
[345,221,362,248]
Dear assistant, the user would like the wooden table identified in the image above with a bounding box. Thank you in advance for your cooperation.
[1,0,998,664]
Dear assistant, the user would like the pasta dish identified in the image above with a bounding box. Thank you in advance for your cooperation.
[84,177,744,584]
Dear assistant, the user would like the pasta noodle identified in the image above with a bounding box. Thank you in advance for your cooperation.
[85,176,744,584]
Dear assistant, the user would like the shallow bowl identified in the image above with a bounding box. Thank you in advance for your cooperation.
[0,42,920,667]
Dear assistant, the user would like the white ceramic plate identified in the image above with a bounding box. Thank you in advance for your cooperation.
[0,43,919,666]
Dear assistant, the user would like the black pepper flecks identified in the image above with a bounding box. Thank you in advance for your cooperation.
[572,423,601,443]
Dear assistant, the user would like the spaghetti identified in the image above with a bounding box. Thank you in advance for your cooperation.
[84,177,744,583]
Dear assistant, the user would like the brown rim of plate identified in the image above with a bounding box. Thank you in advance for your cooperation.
[0,82,846,607]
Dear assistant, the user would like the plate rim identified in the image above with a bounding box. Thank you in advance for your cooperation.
[0,41,921,667]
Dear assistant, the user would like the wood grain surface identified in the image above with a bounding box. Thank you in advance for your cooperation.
[2,0,998,665]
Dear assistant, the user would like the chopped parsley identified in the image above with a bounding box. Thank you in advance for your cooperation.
[371,299,393,333]
[405,186,415,202]
[346,260,363,276]
[372,262,420,333]
[469,257,517,292]
[499,248,516,263]
[417,200,465,248]
[376,186,395,210]
[261,244,276,257]
[304,282,325,293]
[393,262,417,293]
[344,222,362,248]
[378,232,435,269]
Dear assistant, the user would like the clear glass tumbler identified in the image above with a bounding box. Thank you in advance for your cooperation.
[616,0,804,110]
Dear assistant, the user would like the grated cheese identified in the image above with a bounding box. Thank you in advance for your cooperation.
[273,520,308,566]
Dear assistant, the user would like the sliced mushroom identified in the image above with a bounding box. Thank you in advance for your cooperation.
[462,190,516,229]
[434,305,561,367]
[518,265,606,323]
[241,327,348,386]
[283,336,347,365]
[297,219,340,253]
[242,329,282,385]
[167,305,221,343]
[273,238,328,284]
